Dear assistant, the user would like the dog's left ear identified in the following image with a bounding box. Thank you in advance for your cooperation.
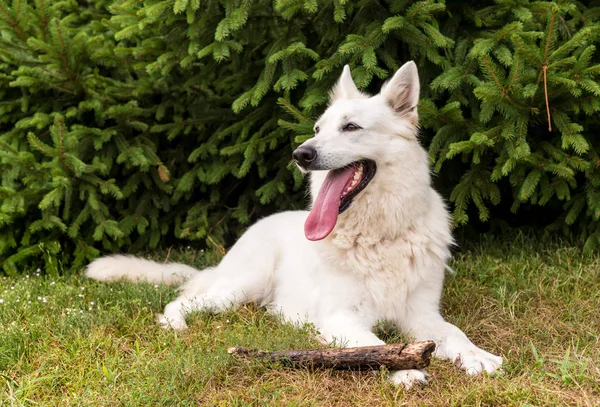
[330,65,362,102]
[380,61,420,115]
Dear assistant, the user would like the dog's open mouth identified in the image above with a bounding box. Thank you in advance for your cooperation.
[305,160,376,241]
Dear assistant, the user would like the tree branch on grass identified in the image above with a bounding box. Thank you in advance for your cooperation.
[228,340,436,371]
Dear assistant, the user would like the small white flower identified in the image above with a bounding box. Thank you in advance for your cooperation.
[0,299,4,303]
[90,302,95,305]
[50,281,56,286]
[153,285,159,289]
[36,268,41,272]
[37,296,42,300]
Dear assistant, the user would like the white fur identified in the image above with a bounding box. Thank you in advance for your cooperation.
[86,61,503,388]
[86,255,199,285]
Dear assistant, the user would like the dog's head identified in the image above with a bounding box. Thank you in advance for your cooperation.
[293,61,423,241]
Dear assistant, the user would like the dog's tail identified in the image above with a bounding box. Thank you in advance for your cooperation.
[85,255,200,286]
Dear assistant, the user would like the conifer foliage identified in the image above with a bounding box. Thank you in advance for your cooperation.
[1,0,599,273]
[420,1,600,250]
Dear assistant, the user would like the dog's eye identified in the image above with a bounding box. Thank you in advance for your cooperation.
[314,126,320,134]
[343,123,361,132]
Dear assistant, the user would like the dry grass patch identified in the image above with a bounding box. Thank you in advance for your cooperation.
[1,236,599,406]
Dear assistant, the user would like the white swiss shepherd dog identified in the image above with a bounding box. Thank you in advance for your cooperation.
[86,61,503,388]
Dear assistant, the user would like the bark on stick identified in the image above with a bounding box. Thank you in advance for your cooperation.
[228,340,435,371]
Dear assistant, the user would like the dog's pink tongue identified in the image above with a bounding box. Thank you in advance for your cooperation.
[305,167,355,241]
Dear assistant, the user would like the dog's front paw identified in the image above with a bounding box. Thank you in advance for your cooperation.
[157,313,188,331]
[389,369,429,389]
[454,348,503,375]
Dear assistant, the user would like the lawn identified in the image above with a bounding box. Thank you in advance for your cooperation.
[1,235,599,406]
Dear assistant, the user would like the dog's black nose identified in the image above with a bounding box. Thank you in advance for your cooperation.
[293,146,317,168]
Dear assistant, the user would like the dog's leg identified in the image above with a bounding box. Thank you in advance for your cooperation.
[317,312,429,389]
[158,295,200,330]
[158,266,274,330]
[159,232,280,330]
[157,272,231,330]
[400,284,503,376]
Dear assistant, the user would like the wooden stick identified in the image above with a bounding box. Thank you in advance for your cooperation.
[228,340,435,371]
[543,63,552,132]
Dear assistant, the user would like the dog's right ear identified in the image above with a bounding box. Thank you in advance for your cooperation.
[329,65,361,103]
[380,61,420,116]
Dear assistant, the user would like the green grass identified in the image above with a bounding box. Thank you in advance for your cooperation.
[1,236,599,406]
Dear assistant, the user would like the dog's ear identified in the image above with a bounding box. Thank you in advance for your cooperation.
[330,65,361,102]
[380,61,420,115]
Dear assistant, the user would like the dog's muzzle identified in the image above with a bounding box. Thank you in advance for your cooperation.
[293,145,317,170]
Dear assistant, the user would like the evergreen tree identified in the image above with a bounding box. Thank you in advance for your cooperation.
[1,0,599,274]
[420,1,600,249]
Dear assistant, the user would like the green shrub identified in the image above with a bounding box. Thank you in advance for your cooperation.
[1,0,599,274]
[421,1,600,250]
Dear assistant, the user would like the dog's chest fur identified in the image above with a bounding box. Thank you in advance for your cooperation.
[315,185,452,320]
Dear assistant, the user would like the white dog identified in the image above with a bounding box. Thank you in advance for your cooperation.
[86,61,503,388]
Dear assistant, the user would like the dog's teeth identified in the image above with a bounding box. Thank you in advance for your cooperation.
[342,166,365,198]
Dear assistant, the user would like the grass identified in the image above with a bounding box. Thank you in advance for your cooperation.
[1,235,599,406]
